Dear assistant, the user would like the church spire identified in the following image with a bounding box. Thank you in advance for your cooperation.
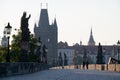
[91,27,92,35]
[88,27,95,46]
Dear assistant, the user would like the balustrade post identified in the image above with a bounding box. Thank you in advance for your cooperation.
[95,63,96,70]
[114,63,116,71]
[106,64,108,71]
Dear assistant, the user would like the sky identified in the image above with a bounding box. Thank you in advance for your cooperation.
[0,0,120,46]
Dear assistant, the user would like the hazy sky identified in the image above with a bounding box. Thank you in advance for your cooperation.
[0,0,120,45]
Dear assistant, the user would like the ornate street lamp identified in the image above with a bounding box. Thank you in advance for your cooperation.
[117,40,120,64]
[5,22,12,62]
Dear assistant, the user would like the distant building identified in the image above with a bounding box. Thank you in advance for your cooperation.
[58,43,118,64]
[34,6,58,65]
[1,30,8,47]
[58,27,118,64]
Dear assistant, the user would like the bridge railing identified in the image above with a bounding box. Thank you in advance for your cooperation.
[51,64,120,72]
[0,62,49,77]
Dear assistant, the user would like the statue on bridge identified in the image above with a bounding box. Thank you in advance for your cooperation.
[64,53,68,66]
[83,48,89,69]
[58,52,63,66]
[42,45,48,63]
[20,12,31,62]
[21,12,31,41]
[96,43,105,64]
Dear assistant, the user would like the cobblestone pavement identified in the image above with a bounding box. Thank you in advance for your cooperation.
[1,69,120,80]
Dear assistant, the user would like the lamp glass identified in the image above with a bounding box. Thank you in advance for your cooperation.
[5,23,12,37]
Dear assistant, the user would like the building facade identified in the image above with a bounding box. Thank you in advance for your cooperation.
[58,44,118,64]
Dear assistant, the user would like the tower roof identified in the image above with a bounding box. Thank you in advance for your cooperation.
[88,28,95,46]
[38,9,49,27]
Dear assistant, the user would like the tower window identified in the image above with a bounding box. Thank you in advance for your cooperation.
[48,38,50,42]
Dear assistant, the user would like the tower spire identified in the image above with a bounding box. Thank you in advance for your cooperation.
[91,27,93,36]
[88,27,95,46]
[91,25,93,35]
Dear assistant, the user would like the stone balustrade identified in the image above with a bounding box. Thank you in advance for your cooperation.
[0,62,49,77]
[52,64,120,72]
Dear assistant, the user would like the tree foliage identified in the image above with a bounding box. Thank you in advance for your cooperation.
[0,46,7,62]
[10,32,21,62]
[0,26,39,62]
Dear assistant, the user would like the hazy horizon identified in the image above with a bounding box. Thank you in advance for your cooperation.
[0,0,120,46]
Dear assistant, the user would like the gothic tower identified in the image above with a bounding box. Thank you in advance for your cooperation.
[34,6,58,65]
[88,28,95,46]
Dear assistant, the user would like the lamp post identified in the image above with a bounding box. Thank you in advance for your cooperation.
[117,40,120,64]
[5,23,12,62]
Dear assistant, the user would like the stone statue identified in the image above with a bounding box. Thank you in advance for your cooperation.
[20,12,31,62]
[58,52,63,66]
[21,12,31,29]
[96,43,104,64]
[83,48,89,69]
[64,53,68,65]
[21,12,31,41]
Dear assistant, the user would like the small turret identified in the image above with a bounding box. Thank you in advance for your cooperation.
[53,18,57,26]
[34,23,37,28]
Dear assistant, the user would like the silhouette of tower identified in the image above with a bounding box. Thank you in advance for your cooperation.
[88,28,95,46]
[34,4,58,65]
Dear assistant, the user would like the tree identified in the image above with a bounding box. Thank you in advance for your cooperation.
[29,34,38,62]
[0,30,39,62]
[10,31,38,62]
[10,32,21,62]
[0,46,7,62]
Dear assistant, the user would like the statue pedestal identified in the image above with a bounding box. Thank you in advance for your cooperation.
[20,41,30,62]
